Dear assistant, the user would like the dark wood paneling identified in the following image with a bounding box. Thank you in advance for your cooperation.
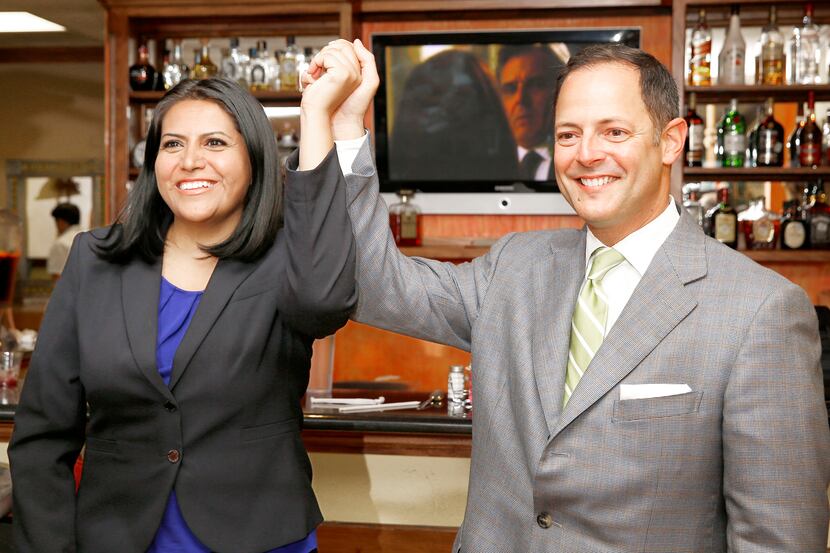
[317,522,457,553]
[359,0,667,12]
[0,47,103,64]
[303,429,472,457]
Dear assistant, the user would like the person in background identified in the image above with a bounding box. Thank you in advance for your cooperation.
[47,202,82,279]
[497,44,562,182]
[389,49,518,182]
[299,40,830,552]
[9,76,358,553]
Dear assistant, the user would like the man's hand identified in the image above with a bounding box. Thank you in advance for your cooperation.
[331,39,379,140]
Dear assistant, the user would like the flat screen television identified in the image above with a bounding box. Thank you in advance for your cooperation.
[372,28,640,214]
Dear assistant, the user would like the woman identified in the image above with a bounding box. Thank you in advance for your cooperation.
[9,77,358,553]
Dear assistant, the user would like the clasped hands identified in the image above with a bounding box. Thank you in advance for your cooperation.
[300,38,380,142]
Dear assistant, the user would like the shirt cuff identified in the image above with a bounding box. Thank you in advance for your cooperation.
[334,131,370,177]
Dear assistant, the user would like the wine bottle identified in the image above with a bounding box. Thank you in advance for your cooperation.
[684,93,704,168]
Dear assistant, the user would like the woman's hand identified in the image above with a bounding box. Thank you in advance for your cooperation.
[302,39,379,141]
[298,39,362,170]
[300,39,361,119]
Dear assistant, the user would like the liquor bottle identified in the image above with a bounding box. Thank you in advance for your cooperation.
[752,98,784,168]
[703,103,719,168]
[805,181,830,249]
[0,210,22,307]
[129,42,156,91]
[823,109,830,167]
[684,93,704,167]
[154,53,167,91]
[682,184,704,228]
[248,41,271,91]
[717,99,746,167]
[191,42,218,80]
[705,186,738,249]
[221,38,248,87]
[758,5,785,85]
[688,9,712,86]
[389,189,422,247]
[717,5,745,86]
[789,2,820,85]
[746,105,761,168]
[162,40,188,90]
[280,36,301,91]
[788,104,805,168]
[738,197,779,250]
[797,91,822,169]
[131,107,154,169]
[780,199,808,250]
[297,47,313,91]
[272,49,284,90]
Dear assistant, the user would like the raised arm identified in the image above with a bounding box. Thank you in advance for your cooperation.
[298,39,510,350]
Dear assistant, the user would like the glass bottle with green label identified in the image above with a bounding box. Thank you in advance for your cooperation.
[718,99,746,168]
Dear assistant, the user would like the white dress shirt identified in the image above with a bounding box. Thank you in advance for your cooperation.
[47,224,82,276]
[584,198,679,334]
[334,132,368,176]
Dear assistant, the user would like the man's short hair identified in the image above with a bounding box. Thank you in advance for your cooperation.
[497,44,561,83]
[51,203,80,226]
[555,44,679,143]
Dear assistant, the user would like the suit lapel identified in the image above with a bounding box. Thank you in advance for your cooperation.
[167,256,258,390]
[551,212,707,439]
[122,257,172,400]
[532,230,586,436]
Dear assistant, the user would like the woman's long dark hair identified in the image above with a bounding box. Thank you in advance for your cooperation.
[96,78,282,264]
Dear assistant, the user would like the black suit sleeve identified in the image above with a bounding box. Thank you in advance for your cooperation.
[280,146,357,338]
[9,235,87,553]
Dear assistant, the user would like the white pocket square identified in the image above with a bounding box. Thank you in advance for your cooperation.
[619,384,692,401]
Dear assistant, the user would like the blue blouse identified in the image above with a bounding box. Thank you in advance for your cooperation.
[146,277,317,553]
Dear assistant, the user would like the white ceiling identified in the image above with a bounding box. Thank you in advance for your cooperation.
[0,0,104,48]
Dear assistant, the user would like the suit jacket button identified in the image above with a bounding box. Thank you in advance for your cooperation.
[164,402,177,412]
[536,512,553,529]
[167,449,180,463]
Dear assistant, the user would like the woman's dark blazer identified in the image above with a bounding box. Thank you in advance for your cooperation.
[9,150,356,553]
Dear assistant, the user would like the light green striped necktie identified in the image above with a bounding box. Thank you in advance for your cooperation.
[563,246,626,406]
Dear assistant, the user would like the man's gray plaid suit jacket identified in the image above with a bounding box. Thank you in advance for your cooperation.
[339,139,830,553]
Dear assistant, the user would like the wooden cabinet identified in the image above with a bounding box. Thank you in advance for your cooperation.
[671,1,830,184]
[98,0,353,220]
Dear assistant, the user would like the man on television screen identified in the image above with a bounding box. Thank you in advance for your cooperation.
[497,44,562,182]
[296,39,830,552]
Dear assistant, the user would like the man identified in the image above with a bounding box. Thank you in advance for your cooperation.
[497,44,561,182]
[298,41,830,552]
[47,202,81,280]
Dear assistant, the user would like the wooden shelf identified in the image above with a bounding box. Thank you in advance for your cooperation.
[129,89,302,105]
[683,167,830,181]
[682,2,830,29]
[685,85,830,104]
[743,250,830,263]
[400,239,830,264]
[399,238,494,261]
